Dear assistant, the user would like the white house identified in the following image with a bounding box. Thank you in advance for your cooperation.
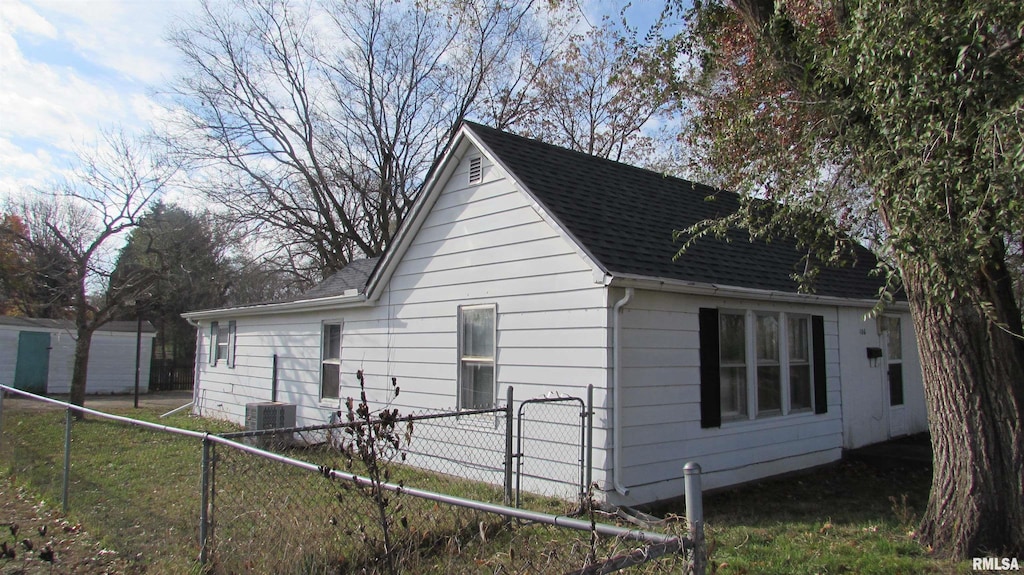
[183,122,928,506]
[0,316,156,395]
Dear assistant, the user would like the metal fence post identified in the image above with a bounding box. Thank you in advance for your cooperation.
[62,407,73,513]
[683,462,705,575]
[503,385,514,506]
[200,434,211,564]
[586,385,593,497]
[0,388,5,452]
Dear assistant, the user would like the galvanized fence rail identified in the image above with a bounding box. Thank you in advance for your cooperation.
[0,384,706,574]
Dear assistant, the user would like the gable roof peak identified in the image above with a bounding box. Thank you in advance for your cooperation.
[461,122,887,301]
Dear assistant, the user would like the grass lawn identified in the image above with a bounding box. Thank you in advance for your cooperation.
[0,405,683,573]
[650,449,970,575]
[1,403,972,574]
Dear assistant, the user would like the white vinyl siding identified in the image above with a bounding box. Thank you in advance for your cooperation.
[193,149,609,497]
[617,290,844,501]
[837,309,926,449]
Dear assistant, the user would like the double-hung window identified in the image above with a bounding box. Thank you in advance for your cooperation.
[755,313,782,415]
[788,316,813,411]
[321,323,342,400]
[700,308,827,428]
[209,320,236,367]
[458,304,496,410]
[719,312,748,420]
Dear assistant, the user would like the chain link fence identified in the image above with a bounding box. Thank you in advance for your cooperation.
[516,396,589,507]
[222,386,592,511]
[221,404,512,505]
[202,434,697,574]
[0,385,705,574]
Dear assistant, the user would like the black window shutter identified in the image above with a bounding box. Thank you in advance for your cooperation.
[812,315,827,414]
[699,308,721,428]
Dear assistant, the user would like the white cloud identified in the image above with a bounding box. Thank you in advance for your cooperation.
[0,0,197,198]
[0,137,70,199]
[0,0,57,38]
[33,0,192,85]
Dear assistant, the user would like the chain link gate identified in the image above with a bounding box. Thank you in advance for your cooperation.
[514,391,591,510]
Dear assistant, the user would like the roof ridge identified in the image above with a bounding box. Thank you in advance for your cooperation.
[462,121,717,193]
[461,121,888,301]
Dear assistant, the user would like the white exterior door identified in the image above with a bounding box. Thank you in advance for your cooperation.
[881,316,907,438]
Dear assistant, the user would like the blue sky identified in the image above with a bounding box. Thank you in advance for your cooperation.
[0,0,193,197]
[0,0,669,200]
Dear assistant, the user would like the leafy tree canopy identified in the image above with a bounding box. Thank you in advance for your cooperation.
[658,0,1024,558]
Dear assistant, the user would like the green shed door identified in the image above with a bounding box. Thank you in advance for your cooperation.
[14,331,50,393]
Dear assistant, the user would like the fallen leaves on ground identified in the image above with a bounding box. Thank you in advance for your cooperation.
[0,479,136,574]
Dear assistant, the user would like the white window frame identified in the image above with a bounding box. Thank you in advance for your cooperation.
[786,314,813,413]
[320,321,343,402]
[457,304,497,411]
[721,309,815,421]
[754,312,782,417]
[209,321,236,368]
[718,311,749,421]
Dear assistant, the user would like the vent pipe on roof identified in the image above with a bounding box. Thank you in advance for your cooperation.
[612,287,634,496]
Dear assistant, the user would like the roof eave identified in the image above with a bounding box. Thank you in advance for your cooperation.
[608,273,906,310]
[182,292,368,321]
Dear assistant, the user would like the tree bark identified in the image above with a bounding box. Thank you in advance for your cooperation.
[68,325,95,417]
[904,260,1024,557]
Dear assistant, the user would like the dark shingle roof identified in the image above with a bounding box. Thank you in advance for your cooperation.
[466,122,886,300]
[291,257,380,300]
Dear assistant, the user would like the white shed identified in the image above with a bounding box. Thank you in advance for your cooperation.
[0,316,156,396]
[183,122,928,506]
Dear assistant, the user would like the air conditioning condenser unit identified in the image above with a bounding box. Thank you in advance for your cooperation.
[244,402,296,449]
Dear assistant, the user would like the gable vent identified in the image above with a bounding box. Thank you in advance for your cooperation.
[468,156,482,184]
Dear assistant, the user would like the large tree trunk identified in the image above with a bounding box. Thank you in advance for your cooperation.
[904,260,1024,558]
[68,326,95,416]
